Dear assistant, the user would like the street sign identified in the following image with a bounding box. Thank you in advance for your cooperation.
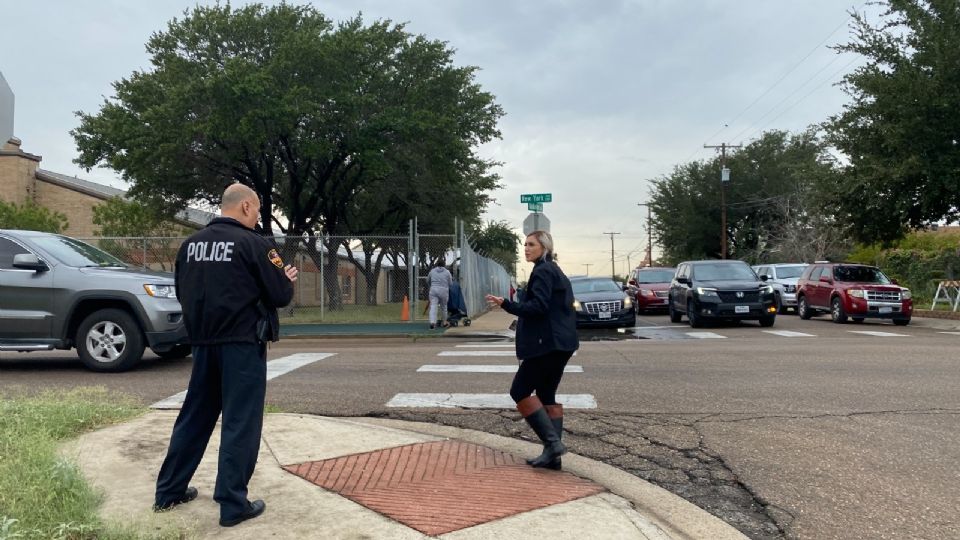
[520,193,552,204]
[523,213,550,236]
[527,202,543,212]
[0,71,13,144]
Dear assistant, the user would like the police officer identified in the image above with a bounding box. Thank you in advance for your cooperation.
[153,183,298,527]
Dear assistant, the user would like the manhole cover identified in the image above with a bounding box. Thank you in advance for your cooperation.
[284,440,604,535]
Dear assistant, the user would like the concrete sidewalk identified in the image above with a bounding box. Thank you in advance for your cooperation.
[64,411,745,539]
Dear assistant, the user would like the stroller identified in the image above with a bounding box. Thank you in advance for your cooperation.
[446,281,472,327]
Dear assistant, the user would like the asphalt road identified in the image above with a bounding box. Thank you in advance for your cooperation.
[2,314,958,539]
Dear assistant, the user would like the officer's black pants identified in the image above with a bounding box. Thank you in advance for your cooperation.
[509,350,573,405]
[155,342,266,521]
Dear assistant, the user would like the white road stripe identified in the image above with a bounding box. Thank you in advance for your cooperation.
[386,393,597,409]
[455,343,514,348]
[762,330,816,337]
[685,332,727,339]
[847,331,909,337]
[417,364,584,373]
[438,350,576,356]
[151,352,336,409]
[937,331,960,335]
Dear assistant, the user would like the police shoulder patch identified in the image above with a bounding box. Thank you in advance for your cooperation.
[267,248,284,269]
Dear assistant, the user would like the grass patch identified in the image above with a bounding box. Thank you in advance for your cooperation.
[263,404,285,414]
[0,387,180,540]
[281,302,417,324]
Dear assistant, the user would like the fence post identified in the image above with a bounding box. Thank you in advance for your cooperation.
[142,237,147,270]
[408,219,415,323]
[320,240,325,322]
[413,216,419,320]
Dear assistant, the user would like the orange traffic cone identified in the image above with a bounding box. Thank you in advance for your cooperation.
[400,295,410,321]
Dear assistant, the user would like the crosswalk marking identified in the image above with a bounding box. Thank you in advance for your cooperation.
[762,330,816,337]
[438,350,516,356]
[686,332,727,339]
[847,330,909,337]
[438,350,576,357]
[386,393,597,409]
[417,364,584,373]
[150,352,336,409]
[455,343,514,348]
[937,331,960,335]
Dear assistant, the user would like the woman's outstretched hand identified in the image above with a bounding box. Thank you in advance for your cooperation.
[485,294,504,308]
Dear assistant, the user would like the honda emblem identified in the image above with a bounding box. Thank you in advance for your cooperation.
[736,291,744,298]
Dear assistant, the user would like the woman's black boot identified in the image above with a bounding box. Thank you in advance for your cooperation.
[517,396,566,468]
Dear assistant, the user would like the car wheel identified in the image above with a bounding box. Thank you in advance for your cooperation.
[156,344,192,360]
[686,300,702,328]
[893,318,910,326]
[669,298,682,323]
[759,314,776,327]
[76,308,145,372]
[830,296,848,323]
[798,296,812,320]
[775,293,788,314]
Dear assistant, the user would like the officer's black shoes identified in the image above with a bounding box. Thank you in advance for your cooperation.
[153,486,199,512]
[220,499,266,527]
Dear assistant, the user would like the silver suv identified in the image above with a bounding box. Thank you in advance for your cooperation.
[0,229,188,371]
[752,263,808,314]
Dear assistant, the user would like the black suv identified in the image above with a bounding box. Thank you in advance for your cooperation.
[668,260,777,327]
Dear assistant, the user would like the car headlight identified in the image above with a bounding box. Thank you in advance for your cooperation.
[696,287,719,297]
[144,284,177,299]
[761,285,774,294]
[623,296,633,308]
[901,289,912,300]
[640,289,653,296]
[847,289,865,298]
[573,300,582,311]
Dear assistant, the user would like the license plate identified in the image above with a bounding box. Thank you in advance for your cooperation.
[735,305,749,314]
[598,312,612,319]
[879,306,892,314]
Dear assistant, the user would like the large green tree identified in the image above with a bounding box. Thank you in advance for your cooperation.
[649,130,844,264]
[468,220,521,275]
[72,3,503,307]
[826,0,960,243]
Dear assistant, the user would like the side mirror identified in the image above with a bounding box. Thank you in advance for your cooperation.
[13,253,49,272]
[760,274,770,282]
[628,279,638,286]
[891,278,898,285]
[676,277,690,285]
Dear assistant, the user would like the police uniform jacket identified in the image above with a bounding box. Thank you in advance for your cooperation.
[500,255,579,360]
[175,217,294,345]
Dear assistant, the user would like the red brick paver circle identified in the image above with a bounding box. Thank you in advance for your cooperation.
[284,440,605,535]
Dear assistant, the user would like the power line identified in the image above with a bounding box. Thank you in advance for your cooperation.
[602,232,621,279]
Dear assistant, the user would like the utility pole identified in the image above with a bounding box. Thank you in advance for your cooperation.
[583,263,592,276]
[603,232,620,279]
[637,203,652,266]
[703,143,742,259]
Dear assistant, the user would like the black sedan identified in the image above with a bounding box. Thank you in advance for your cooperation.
[570,277,636,328]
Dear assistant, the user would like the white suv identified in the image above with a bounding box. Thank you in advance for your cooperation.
[752,263,808,314]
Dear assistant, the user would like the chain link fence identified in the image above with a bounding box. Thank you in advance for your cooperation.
[79,223,510,324]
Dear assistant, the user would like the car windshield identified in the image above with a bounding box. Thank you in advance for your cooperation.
[775,266,807,279]
[833,265,890,284]
[636,270,675,283]
[31,236,128,268]
[692,263,756,281]
[572,279,622,294]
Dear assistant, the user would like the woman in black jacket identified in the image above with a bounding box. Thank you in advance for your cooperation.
[486,230,579,469]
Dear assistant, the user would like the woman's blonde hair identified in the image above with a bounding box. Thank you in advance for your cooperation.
[527,230,554,261]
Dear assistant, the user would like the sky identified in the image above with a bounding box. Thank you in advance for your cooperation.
[0,0,880,281]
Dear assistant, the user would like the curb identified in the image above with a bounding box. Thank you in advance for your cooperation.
[350,416,748,540]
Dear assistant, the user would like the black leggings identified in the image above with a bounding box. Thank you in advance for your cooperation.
[509,350,573,405]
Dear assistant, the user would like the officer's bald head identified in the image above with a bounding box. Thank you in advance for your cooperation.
[220,183,261,229]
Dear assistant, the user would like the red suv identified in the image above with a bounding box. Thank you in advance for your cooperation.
[796,263,912,325]
[626,267,676,313]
